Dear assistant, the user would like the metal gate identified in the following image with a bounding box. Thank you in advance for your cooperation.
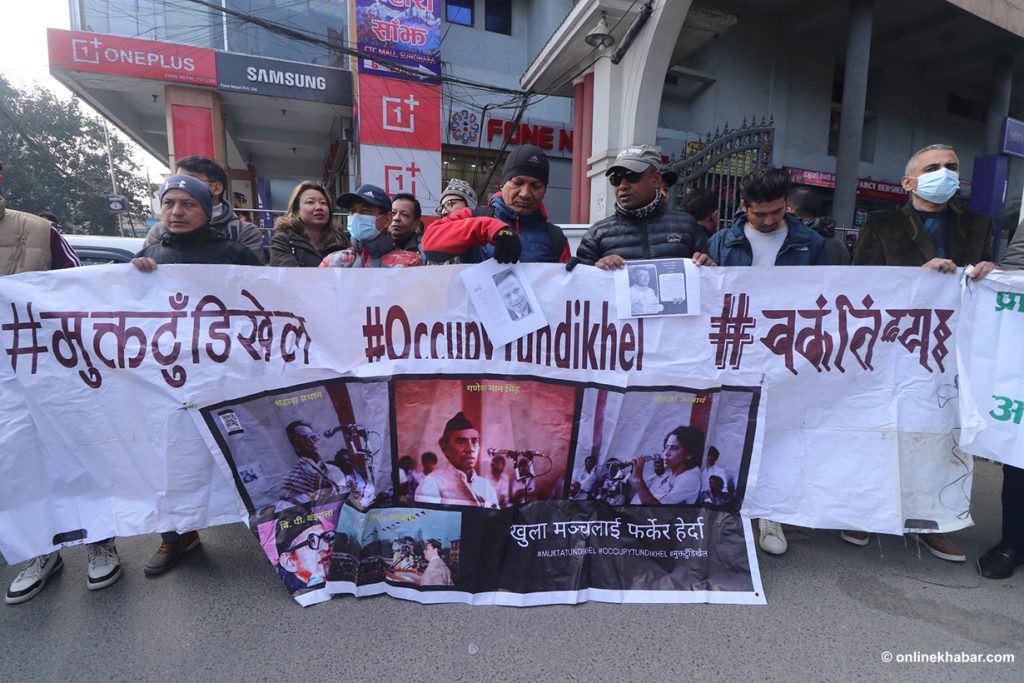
[667,117,774,228]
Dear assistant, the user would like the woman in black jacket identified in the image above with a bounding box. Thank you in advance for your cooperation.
[268,181,350,267]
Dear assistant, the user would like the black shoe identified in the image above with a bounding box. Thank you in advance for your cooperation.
[978,541,1024,580]
[144,531,200,577]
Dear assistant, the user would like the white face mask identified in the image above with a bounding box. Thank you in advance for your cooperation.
[913,167,960,204]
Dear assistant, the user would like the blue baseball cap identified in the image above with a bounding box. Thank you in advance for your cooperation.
[337,184,392,212]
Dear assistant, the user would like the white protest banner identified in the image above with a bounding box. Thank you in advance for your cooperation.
[0,264,967,568]
[957,270,1024,467]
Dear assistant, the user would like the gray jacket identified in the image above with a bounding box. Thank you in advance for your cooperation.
[1004,225,1024,271]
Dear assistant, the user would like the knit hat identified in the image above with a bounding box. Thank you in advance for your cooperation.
[160,175,213,219]
[500,145,549,187]
[440,178,478,208]
[443,411,476,435]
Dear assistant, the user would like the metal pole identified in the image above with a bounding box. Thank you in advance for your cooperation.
[832,0,873,230]
[986,54,1014,156]
[101,120,125,236]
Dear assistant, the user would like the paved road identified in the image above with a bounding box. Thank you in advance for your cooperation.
[1,460,1021,682]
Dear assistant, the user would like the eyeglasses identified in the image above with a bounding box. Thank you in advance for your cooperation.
[608,170,645,187]
[435,198,466,215]
[287,530,335,553]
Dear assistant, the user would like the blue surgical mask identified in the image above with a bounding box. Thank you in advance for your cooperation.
[914,168,959,204]
[348,213,380,242]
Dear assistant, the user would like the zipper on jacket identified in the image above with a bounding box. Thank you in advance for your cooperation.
[641,217,651,259]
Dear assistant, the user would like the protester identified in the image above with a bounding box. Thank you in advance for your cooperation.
[787,185,849,265]
[437,178,477,218]
[269,181,349,266]
[132,175,261,577]
[575,145,702,269]
[851,143,997,563]
[697,167,828,269]
[422,145,570,264]
[322,187,422,268]
[144,156,265,263]
[681,186,719,252]
[1,196,122,604]
[414,412,498,508]
[980,226,1024,578]
[628,426,705,505]
[694,167,828,554]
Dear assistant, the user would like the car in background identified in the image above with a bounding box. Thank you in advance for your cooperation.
[65,235,144,265]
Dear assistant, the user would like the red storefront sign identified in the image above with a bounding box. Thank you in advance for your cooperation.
[47,28,217,86]
[485,118,573,153]
[358,73,441,151]
[786,166,907,202]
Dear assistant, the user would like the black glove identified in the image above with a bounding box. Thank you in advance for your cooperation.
[565,257,579,272]
[492,229,521,264]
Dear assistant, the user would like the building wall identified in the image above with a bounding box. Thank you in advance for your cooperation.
[658,9,991,186]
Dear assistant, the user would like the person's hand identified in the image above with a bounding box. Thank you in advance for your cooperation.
[692,252,716,266]
[629,456,646,485]
[492,229,521,263]
[132,257,158,273]
[968,260,998,280]
[922,257,956,274]
[595,254,626,270]
[565,257,579,272]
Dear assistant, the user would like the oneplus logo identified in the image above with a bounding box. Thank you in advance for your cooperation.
[385,162,422,195]
[71,37,102,64]
[382,94,419,133]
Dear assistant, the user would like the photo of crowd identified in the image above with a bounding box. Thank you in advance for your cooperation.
[328,507,461,589]
[205,379,393,514]
[569,387,757,509]
[393,377,578,509]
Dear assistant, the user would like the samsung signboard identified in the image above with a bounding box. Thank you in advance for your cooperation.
[216,52,352,105]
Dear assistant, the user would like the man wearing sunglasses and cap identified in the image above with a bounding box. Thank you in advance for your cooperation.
[574,145,702,270]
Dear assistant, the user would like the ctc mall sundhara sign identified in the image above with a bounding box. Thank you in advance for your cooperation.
[47,28,217,86]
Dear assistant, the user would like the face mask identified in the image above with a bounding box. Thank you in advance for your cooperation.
[913,168,959,204]
[348,213,380,242]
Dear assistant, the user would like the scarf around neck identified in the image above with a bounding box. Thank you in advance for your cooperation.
[615,191,663,219]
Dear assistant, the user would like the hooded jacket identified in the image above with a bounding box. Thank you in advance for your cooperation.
[136,225,263,266]
[801,216,850,266]
[851,201,992,267]
[145,200,266,263]
[269,224,350,267]
[707,213,829,267]
[422,193,569,264]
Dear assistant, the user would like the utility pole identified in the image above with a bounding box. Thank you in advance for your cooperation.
[102,120,125,236]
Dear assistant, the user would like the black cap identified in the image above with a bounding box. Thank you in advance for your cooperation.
[337,184,392,212]
[443,411,476,435]
[500,145,549,187]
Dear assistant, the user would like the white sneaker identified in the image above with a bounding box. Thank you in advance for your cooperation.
[758,519,788,555]
[5,551,63,605]
[86,539,122,591]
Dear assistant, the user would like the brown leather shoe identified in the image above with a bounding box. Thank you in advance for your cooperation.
[913,533,966,562]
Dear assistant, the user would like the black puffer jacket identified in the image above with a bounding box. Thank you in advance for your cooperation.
[136,226,263,266]
[576,205,703,265]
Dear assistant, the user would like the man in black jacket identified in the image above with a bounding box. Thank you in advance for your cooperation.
[576,145,702,269]
[133,175,260,576]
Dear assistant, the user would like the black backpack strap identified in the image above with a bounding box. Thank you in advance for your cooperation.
[472,206,496,219]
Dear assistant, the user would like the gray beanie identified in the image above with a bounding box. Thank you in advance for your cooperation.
[440,178,478,209]
[160,175,213,219]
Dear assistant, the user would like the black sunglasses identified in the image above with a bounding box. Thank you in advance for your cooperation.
[608,170,645,187]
